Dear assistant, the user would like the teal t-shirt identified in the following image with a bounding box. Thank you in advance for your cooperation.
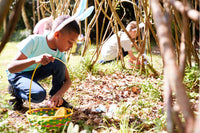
[11,34,66,73]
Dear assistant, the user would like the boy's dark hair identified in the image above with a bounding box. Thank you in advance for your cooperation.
[52,15,80,34]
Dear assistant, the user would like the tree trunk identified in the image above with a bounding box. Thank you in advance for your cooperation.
[150,0,195,132]
[0,0,12,28]
[0,0,25,53]
[32,0,36,27]
[21,2,31,29]
[37,0,40,21]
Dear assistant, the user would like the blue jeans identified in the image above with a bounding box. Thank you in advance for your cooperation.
[8,60,66,103]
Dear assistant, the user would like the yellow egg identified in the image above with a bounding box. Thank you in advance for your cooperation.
[54,107,66,116]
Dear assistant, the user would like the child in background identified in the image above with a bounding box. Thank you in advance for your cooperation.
[33,16,53,35]
[75,34,85,54]
[7,15,80,110]
[99,21,144,67]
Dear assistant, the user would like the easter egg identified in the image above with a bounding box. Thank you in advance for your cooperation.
[54,107,66,116]
[43,114,49,116]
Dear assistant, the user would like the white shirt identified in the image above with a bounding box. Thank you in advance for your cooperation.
[101,31,132,61]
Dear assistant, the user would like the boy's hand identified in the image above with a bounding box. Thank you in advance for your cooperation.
[34,54,55,65]
[47,95,63,108]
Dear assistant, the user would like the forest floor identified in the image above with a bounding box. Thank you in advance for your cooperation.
[1,42,199,132]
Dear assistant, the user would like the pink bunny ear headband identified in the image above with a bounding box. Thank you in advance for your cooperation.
[55,0,94,32]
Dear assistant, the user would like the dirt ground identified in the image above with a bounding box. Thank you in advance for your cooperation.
[5,71,158,132]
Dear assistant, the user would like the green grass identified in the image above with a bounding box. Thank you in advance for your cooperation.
[0,42,19,90]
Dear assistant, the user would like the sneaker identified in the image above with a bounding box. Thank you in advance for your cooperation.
[98,59,113,64]
[98,60,105,64]
[8,84,24,111]
[57,99,73,109]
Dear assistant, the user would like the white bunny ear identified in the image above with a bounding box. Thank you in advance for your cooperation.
[76,6,94,21]
[55,0,93,32]
[55,16,76,32]
[139,23,145,28]
[73,0,87,17]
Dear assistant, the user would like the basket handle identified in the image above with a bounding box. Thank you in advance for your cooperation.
[28,58,75,111]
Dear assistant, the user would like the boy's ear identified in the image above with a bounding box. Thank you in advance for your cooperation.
[54,31,60,39]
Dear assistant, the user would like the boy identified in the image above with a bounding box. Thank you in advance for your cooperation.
[99,21,144,65]
[7,15,80,110]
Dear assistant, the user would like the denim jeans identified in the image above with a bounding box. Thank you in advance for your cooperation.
[8,59,66,103]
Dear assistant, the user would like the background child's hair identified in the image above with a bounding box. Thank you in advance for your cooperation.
[126,21,137,32]
[52,15,80,34]
[44,19,53,31]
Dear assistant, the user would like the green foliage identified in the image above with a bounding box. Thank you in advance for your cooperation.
[68,45,123,80]
[10,29,31,42]
[139,78,163,102]
[0,29,31,42]
[0,94,12,132]
[0,28,3,40]
[184,64,200,103]
[184,64,200,92]
[0,93,13,109]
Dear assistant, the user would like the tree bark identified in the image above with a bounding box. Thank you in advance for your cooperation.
[0,0,25,53]
[32,0,36,27]
[150,0,195,132]
[0,0,12,28]
[21,2,31,29]
[169,0,200,24]
[37,0,40,21]
[50,0,56,18]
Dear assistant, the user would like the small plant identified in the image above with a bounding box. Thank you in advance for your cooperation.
[184,64,200,92]
[0,92,13,109]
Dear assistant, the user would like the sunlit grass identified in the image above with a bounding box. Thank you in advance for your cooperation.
[0,42,18,90]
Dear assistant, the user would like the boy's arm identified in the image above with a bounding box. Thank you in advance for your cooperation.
[49,67,72,107]
[8,52,34,73]
[8,52,55,73]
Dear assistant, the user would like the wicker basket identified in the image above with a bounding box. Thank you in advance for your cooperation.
[26,107,73,130]
[26,59,73,130]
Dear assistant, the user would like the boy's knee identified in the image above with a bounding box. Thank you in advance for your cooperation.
[32,90,46,103]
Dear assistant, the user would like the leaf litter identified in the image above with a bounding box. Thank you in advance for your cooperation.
[6,71,165,132]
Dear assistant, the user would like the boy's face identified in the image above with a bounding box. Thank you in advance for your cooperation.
[55,31,79,52]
